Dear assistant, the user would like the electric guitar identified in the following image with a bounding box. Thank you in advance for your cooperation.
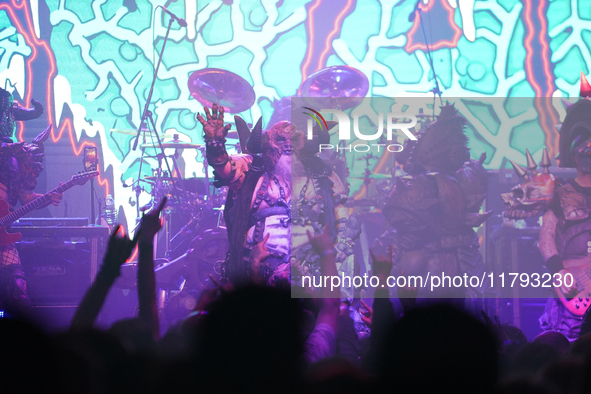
[556,258,591,316]
[0,170,99,246]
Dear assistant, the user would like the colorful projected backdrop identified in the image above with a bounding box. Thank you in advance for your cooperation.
[0,0,589,229]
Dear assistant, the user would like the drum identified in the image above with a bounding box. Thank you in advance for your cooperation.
[188,226,229,282]
[119,224,229,291]
[209,186,228,208]
[156,226,228,290]
[197,207,226,229]
[152,207,228,290]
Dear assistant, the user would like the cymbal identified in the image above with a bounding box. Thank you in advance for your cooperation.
[144,176,207,194]
[171,177,207,194]
[140,141,203,149]
[188,68,255,114]
[110,128,151,135]
[110,129,174,138]
[145,176,178,182]
[300,66,369,110]
[349,173,392,179]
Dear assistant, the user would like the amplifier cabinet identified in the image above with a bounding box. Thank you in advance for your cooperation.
[487,225,548,340]
[14,226,109,305]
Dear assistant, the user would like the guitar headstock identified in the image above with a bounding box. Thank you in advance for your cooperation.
[70,170,99,185]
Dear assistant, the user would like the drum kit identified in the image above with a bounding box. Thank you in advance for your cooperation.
[115,64,433,294]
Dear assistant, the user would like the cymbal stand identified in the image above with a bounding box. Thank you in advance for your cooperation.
[356,153,377,190]
[128,135,152,219]
[128,14,187,255]
[132,15,174,152]
[145,111,186,200]
[146,112,191,260]
[197,146,212,201]
[126,178,154,218]
[130,14,186,205]
[415,5,443,116]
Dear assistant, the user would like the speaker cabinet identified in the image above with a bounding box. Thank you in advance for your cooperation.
[15,226,109,305]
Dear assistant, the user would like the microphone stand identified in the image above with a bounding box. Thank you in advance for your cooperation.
[90,178,95,225]
[133,15,173,152]
[130,13,188,259]
[415,6,443,116]
[131,15,185,206]
[131,14,177,186]
[93,187,103,226]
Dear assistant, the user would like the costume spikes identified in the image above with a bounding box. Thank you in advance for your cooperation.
[464,210,493,227]
[234,116,252,153]
[561,98,574,110]
[301,121,338,158]
[318,121,337,146]
[478,152,486,165]
[27,124,53,154]
[581,71,591,97]
[32,124,52,146]
[540,148,551,173]
[245,117,264,154]
[525,149,537,171]
[510,160,529,179]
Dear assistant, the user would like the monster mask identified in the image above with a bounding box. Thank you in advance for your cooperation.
[264,121,298,163]
[401,104,470,175]
[502,173,555,219]
[558,73,591,169]
[572,136,591,174]
[243,115,331,161]
[502,150,554,219]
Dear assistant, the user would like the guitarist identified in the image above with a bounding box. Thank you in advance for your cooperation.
[0,90,62,311]
[503,73,591,340]
[0,87,44,141]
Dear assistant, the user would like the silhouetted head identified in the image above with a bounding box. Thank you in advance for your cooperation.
[193,285,305,392]
[376,303,498,394]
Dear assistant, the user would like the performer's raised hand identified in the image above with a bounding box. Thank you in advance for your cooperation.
[196,103,232,140]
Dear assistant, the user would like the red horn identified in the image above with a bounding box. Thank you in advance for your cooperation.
[581,71,591,98]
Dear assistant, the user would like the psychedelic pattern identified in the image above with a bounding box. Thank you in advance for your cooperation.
[0,0,589,230]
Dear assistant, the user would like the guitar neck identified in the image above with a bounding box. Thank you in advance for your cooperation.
[0,181,74,228]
